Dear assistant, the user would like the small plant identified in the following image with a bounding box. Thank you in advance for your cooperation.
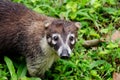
[4,56,41,80]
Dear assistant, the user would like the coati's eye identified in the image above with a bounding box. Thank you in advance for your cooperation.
[53,36,59,41]
[52,34,60,45]
[69,36,74,41]
[69,34,75,45]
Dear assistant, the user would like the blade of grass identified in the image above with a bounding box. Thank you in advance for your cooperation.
[4,56,17,80]
[17,63,27,78]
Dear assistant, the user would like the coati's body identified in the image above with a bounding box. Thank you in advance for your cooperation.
[0,0,80,77]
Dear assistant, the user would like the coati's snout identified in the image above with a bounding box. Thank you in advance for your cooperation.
[44,19,81,58]
[60,49,70,59]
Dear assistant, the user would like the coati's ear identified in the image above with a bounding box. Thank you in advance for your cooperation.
[44,20,52,29]
[75,22,81,29]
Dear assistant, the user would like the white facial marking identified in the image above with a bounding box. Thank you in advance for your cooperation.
[52,40,57,45]
[68,34,75,45]
[47,37,51,43]
[52,34,59,45]
[71,40,75,45]
[58,46,63,56]
[57,33,74,56]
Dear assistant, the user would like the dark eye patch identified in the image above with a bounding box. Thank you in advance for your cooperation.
[53,36,59,41]
[69,36,74,41]
[47,34,51,39]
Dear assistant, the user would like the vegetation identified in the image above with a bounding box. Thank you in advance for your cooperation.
[0,0,120,80]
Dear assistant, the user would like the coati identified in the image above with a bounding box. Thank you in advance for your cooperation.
[0,0,80,77]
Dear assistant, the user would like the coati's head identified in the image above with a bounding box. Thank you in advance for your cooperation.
[44,19,81,59]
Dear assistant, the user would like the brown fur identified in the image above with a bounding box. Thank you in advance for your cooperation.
[0,0,79,77]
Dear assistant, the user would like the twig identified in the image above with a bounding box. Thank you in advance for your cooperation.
[83,39,105,47]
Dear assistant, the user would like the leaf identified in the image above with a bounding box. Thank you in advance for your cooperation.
[113,72,120,80]
[31,77,41,80]
[4,56,17,80]
[98,49,111,55]
[100,28,109,34]
[111,30,120,42]
[103,7,117,15]
[77,11,93,21]
[90,31,100,38]
[89,60,106,69]
[19,76,41,80]
[107,43,119,49]
[90,70,97,76]
[65,70,73,76]
[17,63,27,78]
[31,0,38,3]
[33,6,44,14]
[69,12,77,20]
[66,1,77,12]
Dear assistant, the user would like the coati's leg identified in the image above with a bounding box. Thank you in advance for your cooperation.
[26,54,46,77]
[25,51,53,78]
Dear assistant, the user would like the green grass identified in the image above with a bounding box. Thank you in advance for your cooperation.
[0,0,120,80]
